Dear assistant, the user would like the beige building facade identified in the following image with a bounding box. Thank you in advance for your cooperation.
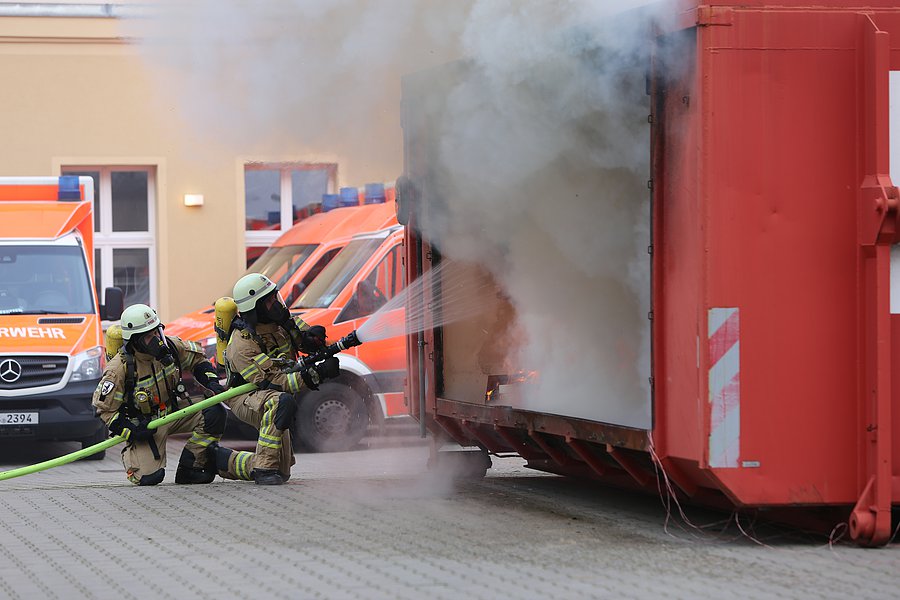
[0,2,402,321]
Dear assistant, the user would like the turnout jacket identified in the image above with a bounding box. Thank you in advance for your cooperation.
[92,337,212,427]
[223,316,312,394]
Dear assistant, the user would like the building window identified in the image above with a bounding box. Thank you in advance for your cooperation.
[62,166,156,309]
[244,162,337,266]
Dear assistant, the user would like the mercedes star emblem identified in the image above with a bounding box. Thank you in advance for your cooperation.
[0,359,22,383]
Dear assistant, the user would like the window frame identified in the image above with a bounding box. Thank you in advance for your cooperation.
[243,162,337,251]
[61,165,157,309]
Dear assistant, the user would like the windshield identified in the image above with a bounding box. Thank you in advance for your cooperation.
[0,244,95,315]
[241,244,317,289]
[292,238,383,309]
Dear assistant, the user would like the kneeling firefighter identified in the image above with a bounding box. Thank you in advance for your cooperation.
[211,273,338,485]
[92,304,227,486]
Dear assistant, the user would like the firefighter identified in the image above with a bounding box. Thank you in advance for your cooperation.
[211,273,338,485]
[92,303,227,486]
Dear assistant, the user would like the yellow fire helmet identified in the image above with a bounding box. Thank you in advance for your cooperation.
[120,303,161,341]
[232,273,277,313]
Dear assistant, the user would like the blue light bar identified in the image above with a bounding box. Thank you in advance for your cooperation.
[364,183,386,204]
[339,187,359,208]
[322,193,340,212]
[58,175,81,201]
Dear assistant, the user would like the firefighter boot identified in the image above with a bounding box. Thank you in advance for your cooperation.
[174,446,216,484]
[252,469,283,485]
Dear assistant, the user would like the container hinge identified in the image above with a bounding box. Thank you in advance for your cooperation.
[647,311,654,321]
[647,179,653,191]
[682,95,690,107]
[647,244,653,255]
[647,114,654,124]
[425,250,433,261]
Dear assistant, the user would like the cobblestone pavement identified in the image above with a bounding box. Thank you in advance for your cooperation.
[0,437,897,600]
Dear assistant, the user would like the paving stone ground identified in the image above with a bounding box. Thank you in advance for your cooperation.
[0,436,897,599]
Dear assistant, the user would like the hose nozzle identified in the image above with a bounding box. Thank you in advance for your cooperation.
[334,330,361,351]
[295,330,363,370]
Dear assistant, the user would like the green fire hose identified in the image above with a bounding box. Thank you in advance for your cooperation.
[0,383,256,482]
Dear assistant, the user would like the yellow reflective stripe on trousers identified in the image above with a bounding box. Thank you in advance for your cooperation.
[258,433,282,449]
[235,451,253,480]
[188,433,218,448]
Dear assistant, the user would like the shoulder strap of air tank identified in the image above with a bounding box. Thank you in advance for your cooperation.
[123,349,136,404]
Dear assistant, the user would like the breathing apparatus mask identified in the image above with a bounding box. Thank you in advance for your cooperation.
[131,327,174,366]
[254,289,290,326]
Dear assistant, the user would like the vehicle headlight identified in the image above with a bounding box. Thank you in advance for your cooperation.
[71,346,104,382]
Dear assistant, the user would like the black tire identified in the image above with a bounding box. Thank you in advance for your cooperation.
[79,426,107,461]
[428,449,491,480]
[294,383,368,453]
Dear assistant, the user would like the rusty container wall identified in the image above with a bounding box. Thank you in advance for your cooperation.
[400,1,900,545]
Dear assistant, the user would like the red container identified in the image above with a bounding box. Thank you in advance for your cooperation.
[399,1,900,545]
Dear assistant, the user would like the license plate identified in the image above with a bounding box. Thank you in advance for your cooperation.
[0,412,38,425]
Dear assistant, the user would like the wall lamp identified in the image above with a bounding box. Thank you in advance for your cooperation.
[184,194,204,207]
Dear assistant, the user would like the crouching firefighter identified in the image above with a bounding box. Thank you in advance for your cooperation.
[211,273,339,485]
[92,303,227,486]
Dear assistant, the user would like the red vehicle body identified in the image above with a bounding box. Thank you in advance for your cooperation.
[288,226,407,452]
[400,1,900,545]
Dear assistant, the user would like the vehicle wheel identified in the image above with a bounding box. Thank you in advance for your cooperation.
[79,426,107,461]
[295,383,368,453]
[427,448,492,480]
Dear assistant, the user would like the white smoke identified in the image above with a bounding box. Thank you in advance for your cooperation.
[427,2,659,427]
[123,0,663,429]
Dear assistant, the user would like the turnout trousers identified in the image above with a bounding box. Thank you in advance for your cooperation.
[220,388,296,481]
[121,410,220,485]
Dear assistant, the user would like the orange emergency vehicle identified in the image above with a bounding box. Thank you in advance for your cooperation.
[288,225,406,452]
[166,197,397,357]
[0,177,123,459]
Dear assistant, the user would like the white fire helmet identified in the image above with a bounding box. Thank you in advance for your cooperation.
[233,273,277,313]
[120,304,161,341]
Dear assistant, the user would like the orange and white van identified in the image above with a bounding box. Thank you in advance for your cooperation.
[288,225,406,452]
[0,177,124,458]
[166,198,397,357]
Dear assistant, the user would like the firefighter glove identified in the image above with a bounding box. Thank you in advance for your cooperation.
[316,356,340,380]
[301,325,327,353]
[108,414,154,443]
[300,356,340,390]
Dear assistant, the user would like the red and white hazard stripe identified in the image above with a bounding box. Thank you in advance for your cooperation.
[708,307,740,468]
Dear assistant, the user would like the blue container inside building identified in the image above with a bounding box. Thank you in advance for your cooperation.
[339,187,359,207]
[364,183,386,204]
[322,193,341,212]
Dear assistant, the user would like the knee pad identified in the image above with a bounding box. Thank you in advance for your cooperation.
[177,446,196,468]
[202,404,227,437]
[138,468,165,486]
[274,392,298,431]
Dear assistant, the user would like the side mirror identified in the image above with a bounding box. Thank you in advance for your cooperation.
[102,286,124,321]
[286,282,306,306]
